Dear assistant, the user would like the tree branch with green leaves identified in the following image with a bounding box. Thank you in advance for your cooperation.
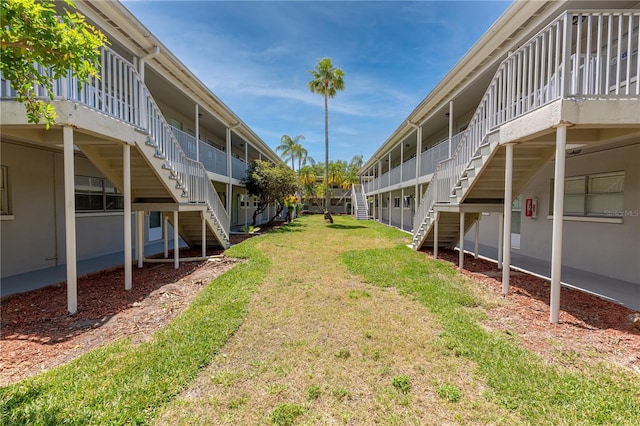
[1,0,108,127]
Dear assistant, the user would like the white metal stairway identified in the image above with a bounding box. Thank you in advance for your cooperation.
[412,10,639,250]
[57,47,231,249]
[352,184,369,220]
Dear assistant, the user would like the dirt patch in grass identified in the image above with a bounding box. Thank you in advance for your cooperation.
[421,248,640,374]
[155,217,520,425]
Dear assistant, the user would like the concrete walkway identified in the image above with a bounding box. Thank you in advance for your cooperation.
[461,241,640,312]
[1,240,187,298]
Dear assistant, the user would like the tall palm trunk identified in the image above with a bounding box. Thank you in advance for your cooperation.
[324,81,330,217]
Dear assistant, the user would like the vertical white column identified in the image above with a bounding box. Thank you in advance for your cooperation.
[387,152,391,187]
[63,126,77,314]
[173,210,179,269]
[415,126,422,205]
[226,128,233,229]
[497,212,504,269]
[448,101,454,157]
[400,142,404,183]
[400,188,405,231]
[388,193,391,225]
[502,143,514,294]
[195,104,200,163]
[201,212,207,258]
[550,125,568,323]
[123,144,132,290]
[433,212,439,259]
[163,214,168,258]
[474,218,480,260]
[244,142,249,228]
[137,211,144,268]
[459,212,465,268]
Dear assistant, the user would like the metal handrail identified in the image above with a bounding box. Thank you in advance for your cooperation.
[1,46,231,241]
[412,10,640,246]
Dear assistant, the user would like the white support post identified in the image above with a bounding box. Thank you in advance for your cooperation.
[244,142,249,228]
[400,142,404,183]
[433,212,439,259]
[63,126,77,314]
[400,188,405,231]
[502,144,515,294]
[387,152,391,187]
[388,193,391,225]
[137,211,144,268]
[459,212,465,269]
[163,214,169,258]
[201,212,207,258]
[497,212,504,269]
[123,144,132,290]
[550,125,568,323]
[448,101,454,157]
[195,104,200,163]
[226,183,232,229]
[415,126,422,205]
[226,128,233,229]
[173,210,179,269]
[474,218,480,260]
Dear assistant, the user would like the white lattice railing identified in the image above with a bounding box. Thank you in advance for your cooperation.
[413,10,640,246]
[1,46,230,242]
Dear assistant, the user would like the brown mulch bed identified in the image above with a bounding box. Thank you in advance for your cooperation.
[420,248,640,373]
[0,223,285,386]
[2,223,637,387]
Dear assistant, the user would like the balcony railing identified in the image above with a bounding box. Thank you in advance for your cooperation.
[170,125,228,176]
[231,156,248,180]
[2,46,230,241]
[413,10,640,245]
[362,129,465,193]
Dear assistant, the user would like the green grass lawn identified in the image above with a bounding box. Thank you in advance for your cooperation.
[1,215,638,425]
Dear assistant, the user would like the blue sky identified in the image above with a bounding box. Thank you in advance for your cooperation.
[122,1,511,164]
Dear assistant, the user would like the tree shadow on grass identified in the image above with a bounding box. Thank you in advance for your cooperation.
[327,224,368,230]
[271,221,307,233]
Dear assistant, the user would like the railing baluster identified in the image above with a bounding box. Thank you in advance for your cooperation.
[636,14,640,96]
[627,13,633,95]
[615,14,622,94]
[585,15,593,94]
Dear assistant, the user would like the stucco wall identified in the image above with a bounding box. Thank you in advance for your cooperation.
[473,143,640,283]
[0,142,179,278]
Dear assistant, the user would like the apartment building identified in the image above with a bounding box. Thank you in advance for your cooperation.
[357,1,640,321]
[0,1,281,312]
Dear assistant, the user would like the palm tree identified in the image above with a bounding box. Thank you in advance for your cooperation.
[292,144,313,176]
[342,154,363,190]
[276,134,305,170]
[307,57,345,221]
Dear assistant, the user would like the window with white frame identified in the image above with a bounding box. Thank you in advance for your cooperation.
[550,171,624,217]
[393,197,400,209]
[75,176,124,212]
[0,166,9,215]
